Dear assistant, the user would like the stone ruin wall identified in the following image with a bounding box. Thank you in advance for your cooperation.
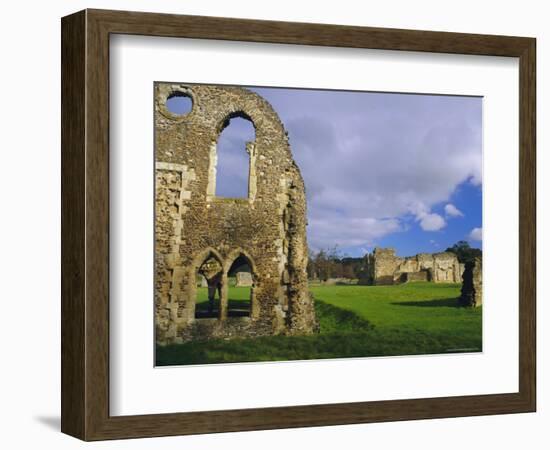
[235,272,253,287]
[459,256,483,307]
[370,248,403,285]
[362,247,464,285]
[155,83,317,345]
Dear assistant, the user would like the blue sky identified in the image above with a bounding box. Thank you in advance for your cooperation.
[212,86,482,258]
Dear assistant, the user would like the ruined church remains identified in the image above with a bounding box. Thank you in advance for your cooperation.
[360,247,464,285]
[154,83,317,345]
[235,272,253,287]
[459,257,483,307]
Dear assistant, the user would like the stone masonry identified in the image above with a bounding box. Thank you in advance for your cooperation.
[361,247,464,285]
[155,83,318,344]
[459,257,483,307]
[235,272,253,287]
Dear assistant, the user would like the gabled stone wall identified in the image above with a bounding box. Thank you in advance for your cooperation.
[155,84,317,345]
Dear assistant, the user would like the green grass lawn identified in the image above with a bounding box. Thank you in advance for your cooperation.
[194,284,252,315]
[156,282,482,366]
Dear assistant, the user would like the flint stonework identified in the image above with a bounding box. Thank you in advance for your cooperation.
[155,84,318,344]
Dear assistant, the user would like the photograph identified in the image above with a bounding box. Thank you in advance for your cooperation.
[154,82,483,366]
[0,0,541,445]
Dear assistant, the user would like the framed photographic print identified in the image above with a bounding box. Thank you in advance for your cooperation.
[61,9,536,440]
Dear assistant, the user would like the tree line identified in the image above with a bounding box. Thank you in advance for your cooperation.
[307,246,365,282]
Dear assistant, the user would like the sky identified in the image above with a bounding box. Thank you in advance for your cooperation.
[207,86,483,258]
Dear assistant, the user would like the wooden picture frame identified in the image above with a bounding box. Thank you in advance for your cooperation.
[61,8,536,441]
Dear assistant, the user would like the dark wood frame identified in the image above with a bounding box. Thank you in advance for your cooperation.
[61,8,536,441]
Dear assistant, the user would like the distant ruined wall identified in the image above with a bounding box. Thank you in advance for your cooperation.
[235,272,253,287]
[372,248,404,285]
[364,247,464,285]
[155,83,317,345]
[430,252,463,283]
[459,257,482,307]
[397,271,429,283]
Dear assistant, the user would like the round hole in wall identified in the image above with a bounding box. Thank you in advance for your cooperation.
[165,91,193,116]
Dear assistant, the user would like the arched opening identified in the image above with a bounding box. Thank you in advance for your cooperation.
[195,253,224,319]
[215,113,255,198]
[227,254,253,317]
[165,91,193,116]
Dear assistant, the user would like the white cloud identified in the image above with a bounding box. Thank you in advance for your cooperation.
[408,202,447,231]
[468,227,482,241]
[444,203,464,217]
[247,88,482,249]
[307,216,402,251]
[418,213,446,231]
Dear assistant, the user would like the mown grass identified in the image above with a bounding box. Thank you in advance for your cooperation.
[195,285,251,314]
[309,282,481,337]
[156,282,482,366]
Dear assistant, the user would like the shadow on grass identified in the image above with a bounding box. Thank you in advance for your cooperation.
[195,299,251,318]
[391,297,460,308]
[227,299,251,317]
[156,300,375,366]
[315,300,374,333]
[155,297,481,366]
